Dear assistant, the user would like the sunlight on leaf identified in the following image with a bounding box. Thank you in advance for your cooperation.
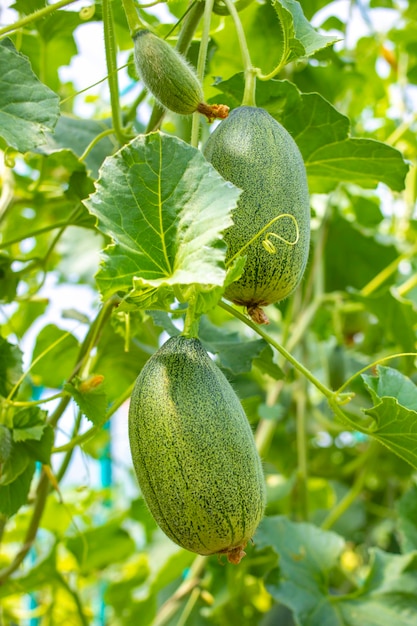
[0,39,59,152]
[85,132,241,306]
[273,0,339,58]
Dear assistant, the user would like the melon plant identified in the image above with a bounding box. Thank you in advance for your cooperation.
[128,335,266,564]
[204,106,311,323]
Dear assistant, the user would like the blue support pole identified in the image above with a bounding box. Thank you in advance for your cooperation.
[28,385,43,626]
[98,419,112,625]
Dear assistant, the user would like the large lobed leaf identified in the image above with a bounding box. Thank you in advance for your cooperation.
[257,516,417,626]
[273,0,339,59]
[360,367,417,470]
[84,132,241,307]
[0,39,59,153]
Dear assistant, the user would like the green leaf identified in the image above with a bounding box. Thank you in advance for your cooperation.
[198,316,268,375]
[2,299,48,340]
[363,366,417,411]
[359,367,417,469]
[0,542,58,597]
[282,91,350,158]
[94,321,159,403]
[305,138,409,192]
[273,1,306,60]
[0,461,35,517]
[192,256,246,318]
[22,424,54,465]
[363,397,417,468]
[257,516,345,624]
[30,324,79,389]
[12,406,48,442]
[40,115,116,179]
[273,0,339,58]
[354,288,417,357]
[397,484,417,553]
[257,516,417,626]
[85,133,241,305]
[15,9,81,92]
[0,252,19,303]
[324,216,398,292]
[0,408,53,485]
[66,517,136,574]
[253,345,285,380]
[0,338,23,398]
[0,434,30,486]
[64,381,108,426]
[339,549,417,626]
[0,39,59,152]
[146,310,181,337]
[104,554,150,614]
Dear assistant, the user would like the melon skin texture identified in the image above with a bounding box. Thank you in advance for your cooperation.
[133,30,203,115]
[204,106,310,320]
[128,336,266,564]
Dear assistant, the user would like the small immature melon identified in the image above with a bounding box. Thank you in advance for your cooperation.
[133,30,229,121]
[204,106,310,323]
[128,336,266,564]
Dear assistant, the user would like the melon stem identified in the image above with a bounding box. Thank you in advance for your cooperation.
[221,0,257,106]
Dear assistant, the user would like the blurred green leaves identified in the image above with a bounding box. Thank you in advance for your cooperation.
[257,516,417,626]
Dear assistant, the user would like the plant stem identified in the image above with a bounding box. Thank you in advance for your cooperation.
[335,351,417,396]
[124,87,148,123]
[397,272,417,298]
[55,411,83,482]
[56,572,90,626]
[0,0,78,37]
[5,392,64,407]
[219,300,365,436]
[320,467,368,531]
[48,296,120,430]
[121,0,146,37]
[221,0,256,106]
[295,374,308,520]
[175,1,204,54]
[102,0,127,144]
[79,128,117,162]
[219,300,333,398]
[153,555,206,626]
[7,332,74,401]
[53,379,135,454]
[191,0,215,148]
[0,220,77,249]
[255,380,285,457]
[360,243,417,296]
[177,588,201,626]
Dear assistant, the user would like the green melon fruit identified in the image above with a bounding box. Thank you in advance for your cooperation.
[133,30,229,121]
[128,335,266,564]
[204,106,310,324]
[134,29,203,115]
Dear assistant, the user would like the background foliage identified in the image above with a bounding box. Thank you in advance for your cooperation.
[1,0,417,624]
